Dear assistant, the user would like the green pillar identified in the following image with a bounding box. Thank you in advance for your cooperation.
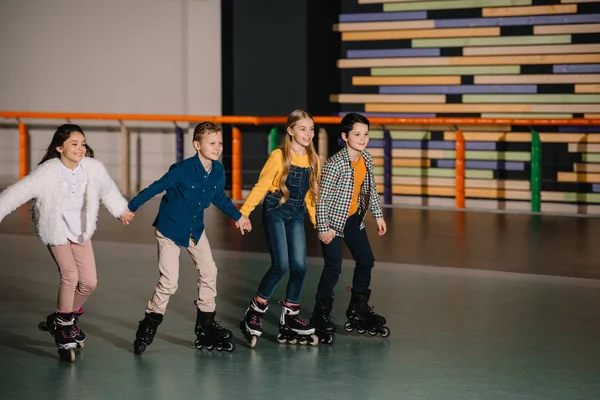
[530,130,541,213]
[269,127,278,153]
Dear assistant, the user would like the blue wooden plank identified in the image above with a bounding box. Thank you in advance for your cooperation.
[348,48,439,58]
[339,11,426,23]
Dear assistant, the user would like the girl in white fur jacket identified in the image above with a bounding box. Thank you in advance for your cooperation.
[0,124,133,361]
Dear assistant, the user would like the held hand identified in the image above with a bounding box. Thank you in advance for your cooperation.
[236,215,252,235]
[120,209,135,226]
[319,229,336,244]
[376,217,387,236]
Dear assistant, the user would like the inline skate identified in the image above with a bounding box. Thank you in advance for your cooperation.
[277,302,318,346]
[39,307,86,348]
[344,289,390,338]
[133,312,163,354]
[54,313,79,362]
[195,310,235,352]
[310,301,336,345]
[239,297,268,348]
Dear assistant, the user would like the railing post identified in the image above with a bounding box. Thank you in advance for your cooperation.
[269,127,278,154]
[383,128,392,205]
[232,126,242,200]
[18,121,29,179]
[318,127,328,166]
[175,124,184,162]
[455,129,466,209]
[120,122,130,196]
[530,129,541,212]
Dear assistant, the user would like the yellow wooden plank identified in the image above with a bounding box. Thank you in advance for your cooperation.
[372,158,431,167]
[573,163,600,172]
[339,57,450,68]
[368,148,447,158]
[392,185,455,196]
[464,44,600,56]
[342,27,500,41]
[483,4,576,17]
[576,84,600,93]
[365,104,598,113]
[335,20,434,32]
[561,0,600,3]
[352,76,462,85]
[359,0,441,2]
[585,114,600,118]
[534,23,600,34]
[568,143,600,152]
[444,132,531,141]
[558,172,600,182]
[475,74,600,84]
[466,188,531,200]
[331,94,447,103]
[375,176,530,190]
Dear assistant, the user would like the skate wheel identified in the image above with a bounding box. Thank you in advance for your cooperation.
[216,343,224,351]
[356,326,366,335]
[206,344,214,351]
[287,338,297,345]
[368,329,378,336]
[249,336,257,348]
[298,338,308,346]
[38,321,48,331]
[194,339,204,350]
[133,339,147,355]
[326,334,336,345]
[380,326,391,338]
[308,334,319,346]
[77,342,85,349]
[225,341,235,352]
[276,334,287,344]
[58,349,75,362]
[344,322,353,332]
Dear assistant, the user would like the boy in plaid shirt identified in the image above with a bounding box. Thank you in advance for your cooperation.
[310,113,390,344]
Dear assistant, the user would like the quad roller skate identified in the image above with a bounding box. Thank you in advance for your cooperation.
[133,312,163,354]
[239,297,268,348]
[195,310,235,352]
[277,302,318,346]
[310,301,336,345]
[54,313,79,362]
[344,288,390,338]
[39,307,86,348]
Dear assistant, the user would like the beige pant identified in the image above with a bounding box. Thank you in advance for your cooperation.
[146,229,218,314]
[49,240,97,313]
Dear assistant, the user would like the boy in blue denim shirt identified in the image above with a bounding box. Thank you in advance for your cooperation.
[126,122,251,354]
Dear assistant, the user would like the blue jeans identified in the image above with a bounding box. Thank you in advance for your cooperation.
[257,195,307,304]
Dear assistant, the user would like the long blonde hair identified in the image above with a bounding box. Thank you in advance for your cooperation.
[277,110,320,205]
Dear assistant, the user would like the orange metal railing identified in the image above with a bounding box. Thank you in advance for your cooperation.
[2,111,600,205]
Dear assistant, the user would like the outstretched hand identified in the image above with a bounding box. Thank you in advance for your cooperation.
[235,215,252,235]
[120,209,135,225]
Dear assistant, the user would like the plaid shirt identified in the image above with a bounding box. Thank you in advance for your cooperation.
[316,146,383,237]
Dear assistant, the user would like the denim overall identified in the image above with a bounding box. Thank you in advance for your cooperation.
[256,165,311,303]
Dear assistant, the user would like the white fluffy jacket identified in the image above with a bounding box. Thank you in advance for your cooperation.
[0,157,128,246]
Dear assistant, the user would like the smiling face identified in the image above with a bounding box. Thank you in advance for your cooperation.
[287,117,315,148]
[56,131,87,166]
[342,122,369,152]
[194,130,223,161]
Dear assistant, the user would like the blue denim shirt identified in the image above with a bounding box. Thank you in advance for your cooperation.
[128,154,242,247]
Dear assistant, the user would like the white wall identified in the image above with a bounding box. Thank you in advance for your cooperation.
[0,0,221,189]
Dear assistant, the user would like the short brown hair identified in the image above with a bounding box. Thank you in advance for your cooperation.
[193,122,222,143]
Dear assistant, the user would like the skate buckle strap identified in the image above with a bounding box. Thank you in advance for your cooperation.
[294,316,308,327]
[250,315,262,326]
[251,299,268,313]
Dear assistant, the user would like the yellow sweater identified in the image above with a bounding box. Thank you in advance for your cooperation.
[240,149,319,226]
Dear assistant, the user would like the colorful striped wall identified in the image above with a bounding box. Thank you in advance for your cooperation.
[333,0,600,214]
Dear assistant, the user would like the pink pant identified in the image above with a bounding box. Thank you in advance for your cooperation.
[49,240,97,313]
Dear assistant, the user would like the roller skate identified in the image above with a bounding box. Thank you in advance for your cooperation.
[39,307,86,348]
[310,301,336,345]
[195,310,235,352]
[133,312,163,354]
[344,288,390,338]
[277,301,318,346]
[54,313,79,362]
[239,297,268,348]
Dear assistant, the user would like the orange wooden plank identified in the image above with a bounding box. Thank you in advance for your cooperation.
[352,76,462,85]
[335,20,434,32]
[342,27,500,41]
[586,114,600,118]
[558,172,600,182]
[331,94,446,103]
[365,104,599,113]
[483,4,576,17]
[372,158,431,167]
[475,74,600,84]
[444,132,531,141]
[465,44,600,56]
[576,84,600,93]
[573,163,600,172]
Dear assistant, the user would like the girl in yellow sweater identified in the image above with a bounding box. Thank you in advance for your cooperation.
[238,110,320,347]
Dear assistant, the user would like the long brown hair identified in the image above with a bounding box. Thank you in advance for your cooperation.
[277,110,320,206]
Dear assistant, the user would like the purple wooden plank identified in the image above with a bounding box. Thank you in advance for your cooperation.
[336,112,436,117]
[438,160,525,170]
[348,48,439,58]
[380,85,536,94]
[466,142,496,150]
[339,11,426,22]
[558,126,600,133]
[435,13,600,28]
[554,64,600,73]
[593,184,600,193]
